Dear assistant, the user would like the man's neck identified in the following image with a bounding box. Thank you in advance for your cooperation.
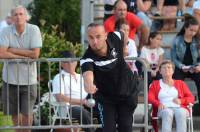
[16,24,25,35]
[96,42,108,57]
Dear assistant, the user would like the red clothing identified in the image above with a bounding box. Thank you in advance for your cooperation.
[148,80,194,132]
[104,12,142,39]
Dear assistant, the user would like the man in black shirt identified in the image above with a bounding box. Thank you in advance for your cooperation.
[80,23,139,132]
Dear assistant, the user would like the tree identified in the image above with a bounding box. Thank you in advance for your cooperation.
[28,0,81,43]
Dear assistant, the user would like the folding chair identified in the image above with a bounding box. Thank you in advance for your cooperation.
[48,80,75,132]
[149,103,194,132]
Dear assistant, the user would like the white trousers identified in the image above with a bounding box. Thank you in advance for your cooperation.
[158,107,189,132]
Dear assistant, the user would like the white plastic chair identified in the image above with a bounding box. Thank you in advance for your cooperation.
[48,80,75,132]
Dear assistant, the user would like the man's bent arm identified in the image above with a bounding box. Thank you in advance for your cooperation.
[0,47,27,59]
[54,94,87,105]
[8,48,40,59]
[138,23,149,49]
[82,71,97,94]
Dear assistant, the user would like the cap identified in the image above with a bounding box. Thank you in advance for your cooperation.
[60,50,75,58]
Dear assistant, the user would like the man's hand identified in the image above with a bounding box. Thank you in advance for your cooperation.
[84,82,97,94]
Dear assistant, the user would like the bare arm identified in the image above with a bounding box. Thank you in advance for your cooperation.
[7,47,40,59]
[0,47,27,59]
[82,71,97,94]
[137,24,149,49]
[54,94,87,105]
[137,0,152,12]
[156,54,164,71]
[157,0,164,14]
[186,0,194,7]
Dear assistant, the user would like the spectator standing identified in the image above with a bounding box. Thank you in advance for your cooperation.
[104,0,149,49]
[80,23,139,132]
[0,5,42,132]
[52,51,94,132]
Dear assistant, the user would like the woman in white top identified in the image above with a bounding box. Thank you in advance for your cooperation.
[140,31,164,85]
[148,60,194,132]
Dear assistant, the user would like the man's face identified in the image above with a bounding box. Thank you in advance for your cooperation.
[87,26,107,52]
[6,16,12,25]
[12,7,27,26]
[62,61,77,72]
[114,1,127,19]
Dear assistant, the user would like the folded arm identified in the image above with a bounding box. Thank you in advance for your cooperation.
[7,47,40,59]
[0,47,27,59]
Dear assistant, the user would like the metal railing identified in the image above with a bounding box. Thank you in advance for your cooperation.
[0,57,151,131]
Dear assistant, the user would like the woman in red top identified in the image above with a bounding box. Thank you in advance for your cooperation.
[148,60,194,132]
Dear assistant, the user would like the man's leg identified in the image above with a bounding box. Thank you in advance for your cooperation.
[71,106,94,132]
[97,101,116,132]
[117,102,135,132]
[20,85,37,132]
[2,82,21,132]
[157,0,164,14]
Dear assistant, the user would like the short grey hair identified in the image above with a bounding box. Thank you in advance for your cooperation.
[11,5,31,21]
[159,60,175,71]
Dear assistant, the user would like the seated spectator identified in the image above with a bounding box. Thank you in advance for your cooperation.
[156,0,186,15]
[125,0,152,28]
[171,15,200,110]
[148,60,195,132]
[104,0,149,49]
[157,0,180,31]
[52,51,94,132]
[115,19,138,73]
[140,31,164,85]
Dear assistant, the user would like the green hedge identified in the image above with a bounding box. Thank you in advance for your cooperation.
[0,112,14,132]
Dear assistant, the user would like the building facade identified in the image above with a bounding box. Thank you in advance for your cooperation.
[0,0,32,20]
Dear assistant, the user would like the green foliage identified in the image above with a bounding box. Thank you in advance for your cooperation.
[28,0,81,43]
[0,112,14,132]
[39,26,83,94]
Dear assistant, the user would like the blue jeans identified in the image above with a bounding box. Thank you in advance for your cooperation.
[158,107,189,132]
[137,11,152,28]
